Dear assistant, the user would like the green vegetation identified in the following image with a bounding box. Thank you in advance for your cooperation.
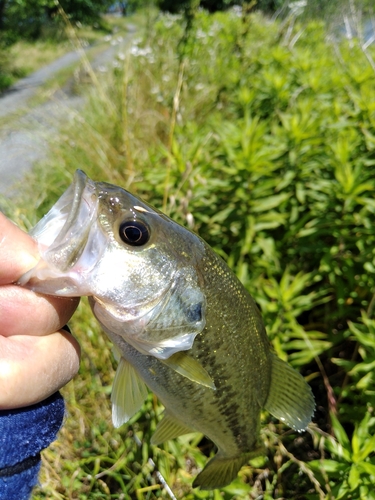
[0,18,136,99]
[4,4,375,499]
[0,1,121,92]
[0,0,112,42]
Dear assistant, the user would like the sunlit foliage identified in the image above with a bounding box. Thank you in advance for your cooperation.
[6,5,375,499]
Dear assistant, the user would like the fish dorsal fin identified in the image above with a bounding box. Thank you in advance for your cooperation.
[161,351,216,390]
[264,353,315,432]
[151,411,194,445]
[111,357,148,428]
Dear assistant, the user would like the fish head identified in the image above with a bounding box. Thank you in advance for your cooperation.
[19,170,206,359]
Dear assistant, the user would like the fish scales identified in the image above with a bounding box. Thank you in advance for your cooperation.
[19,170,315,490]
[103,246,271,486]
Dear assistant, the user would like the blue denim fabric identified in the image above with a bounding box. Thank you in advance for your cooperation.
[0,392,64,499]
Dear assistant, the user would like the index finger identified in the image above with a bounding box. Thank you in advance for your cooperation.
[0,212,39,285]
[0,212,79,336]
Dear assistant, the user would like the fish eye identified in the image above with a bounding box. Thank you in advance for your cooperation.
[119,220,150,246]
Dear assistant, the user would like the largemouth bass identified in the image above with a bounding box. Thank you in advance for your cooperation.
[19,170,314,489]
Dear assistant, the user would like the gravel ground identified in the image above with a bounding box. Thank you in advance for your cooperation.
[0,27,135,197]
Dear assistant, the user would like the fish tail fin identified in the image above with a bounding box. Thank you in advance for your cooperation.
[192,448,263,490]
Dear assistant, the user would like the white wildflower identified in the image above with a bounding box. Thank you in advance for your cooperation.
[196,28,206,39]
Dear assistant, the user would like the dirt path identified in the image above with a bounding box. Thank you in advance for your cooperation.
[0,25,136,196]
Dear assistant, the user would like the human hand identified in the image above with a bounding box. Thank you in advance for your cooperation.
[0,212,80,409]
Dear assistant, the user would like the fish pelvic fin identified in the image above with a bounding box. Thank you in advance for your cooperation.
[151,411,194,445]
[111,357,148,428]
[264,353,315,432]
[161,351,216,390]
[193,448,264,490]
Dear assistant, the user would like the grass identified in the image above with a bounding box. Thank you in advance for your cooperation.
[7,40,74,79]
[0,14,132,93]
[4,4,375,499]
[0,15,136,131]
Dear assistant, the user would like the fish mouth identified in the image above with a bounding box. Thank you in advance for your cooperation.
[18,170,100,294]
[45,169,90,251]
[31,169,96,268]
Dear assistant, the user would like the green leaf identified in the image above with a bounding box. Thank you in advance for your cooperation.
[358,461,375,477]
[348,321,375,348]
[348,464,361,490]
[326,437,352,463]
[308,459,348,474]
[329,413,352,457]
[356,435,375,462]
[352,429,360,458]
[356,372,375,390]
[250,193,291,213]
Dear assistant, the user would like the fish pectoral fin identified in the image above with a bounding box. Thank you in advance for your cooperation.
[264,353,315,432]
[111,345,121,362]
[193,449,263,490]
[111,357,148,428]
[161,352,216,390]
[151,411,194,445]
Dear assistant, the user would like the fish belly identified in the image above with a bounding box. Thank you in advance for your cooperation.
[108,329,267,459]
